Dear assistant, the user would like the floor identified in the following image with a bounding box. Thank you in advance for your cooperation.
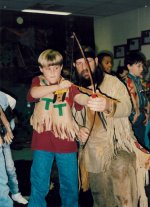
[12,145,150,207]
[11,142,93,207]
[13,160,93,207]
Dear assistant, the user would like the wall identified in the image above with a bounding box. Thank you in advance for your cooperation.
[94,7,150,70]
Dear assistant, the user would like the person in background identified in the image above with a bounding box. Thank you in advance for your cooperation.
[144,102,150,149]
[124,52,149,149]
[116,65,129,82]
[72,46,150,207]
[143,59,150,86]
[97,50,115,75]
[0,105,14,207]
[143,60,150,149]
[27,49,89,207]
[0,91,28,206]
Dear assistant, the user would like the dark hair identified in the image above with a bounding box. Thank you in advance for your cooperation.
[97,51,114,65]
[124,51,146,67]
[95,65,104,87]
[73,46,96,62]
[116,66,128,76]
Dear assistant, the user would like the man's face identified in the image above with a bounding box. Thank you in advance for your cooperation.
[127,62,144,77]
[40,64,62,84]
[74,57,98,80]
[101,56,113,74]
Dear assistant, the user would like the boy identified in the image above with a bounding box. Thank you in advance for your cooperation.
[0,105,14,207]
[124,51,149,148]
[0,91,28,205]
[27,49,89,207]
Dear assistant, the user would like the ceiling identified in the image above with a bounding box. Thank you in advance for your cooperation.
[0,0,149,17]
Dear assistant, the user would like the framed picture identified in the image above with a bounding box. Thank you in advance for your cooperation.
[114,45,126,58]
[141,30,150,45]
[127,37,141,51]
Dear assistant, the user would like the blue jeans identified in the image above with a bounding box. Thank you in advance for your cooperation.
[28,150,78,207]
[3,144,19,194]
[0,145,13,207]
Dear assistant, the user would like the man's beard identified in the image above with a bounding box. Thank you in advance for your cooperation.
[78,75,91,87]
[78,69,94,87]
[74,66,104,88]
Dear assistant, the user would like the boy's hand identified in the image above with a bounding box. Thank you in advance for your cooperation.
[59,80,72,89]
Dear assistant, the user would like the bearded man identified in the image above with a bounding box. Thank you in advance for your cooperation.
[72,46,150,207]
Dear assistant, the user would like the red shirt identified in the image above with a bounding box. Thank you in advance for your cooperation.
[27,76,83,153]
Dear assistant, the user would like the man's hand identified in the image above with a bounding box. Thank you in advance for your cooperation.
[76,127,89,144]
[87,96,111,112]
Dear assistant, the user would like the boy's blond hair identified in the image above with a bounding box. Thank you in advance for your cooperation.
[38,49,63,68]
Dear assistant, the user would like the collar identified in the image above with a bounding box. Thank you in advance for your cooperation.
[128,73,140,82]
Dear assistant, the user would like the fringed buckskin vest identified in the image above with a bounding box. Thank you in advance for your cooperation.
[30,75,79,140]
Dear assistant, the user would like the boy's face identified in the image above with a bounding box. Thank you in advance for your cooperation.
[40,64,63,84]
[101,56,113,74]
[127,62,144,77]
[74,57,98,80]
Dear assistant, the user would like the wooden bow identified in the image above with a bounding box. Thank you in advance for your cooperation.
[72,32,108,148]
[73,84,119,104]
[72,32,96,93]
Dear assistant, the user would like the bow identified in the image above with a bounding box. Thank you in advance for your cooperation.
[72,32,96,93]
[72,32,107,148]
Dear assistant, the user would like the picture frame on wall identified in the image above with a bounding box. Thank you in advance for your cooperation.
[141,30,150,45]
[127,37,141,52]
[114,45,126,59]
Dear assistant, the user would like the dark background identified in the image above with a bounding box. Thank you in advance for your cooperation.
[0,10,95,142]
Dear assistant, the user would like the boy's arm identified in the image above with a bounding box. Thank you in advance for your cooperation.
[74,93,89,106]
[0,106,13,144]
[30,85,60,99]
[28,77,72,99]
[143,102,150,125]
[27,77,55,101]
[5,94,16,109]
[126,79,140,123]
[0,137,2,145]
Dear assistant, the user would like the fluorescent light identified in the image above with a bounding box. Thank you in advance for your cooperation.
[22,9,71,15]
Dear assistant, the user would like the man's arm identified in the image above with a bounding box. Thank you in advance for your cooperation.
[87,78,132,118]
